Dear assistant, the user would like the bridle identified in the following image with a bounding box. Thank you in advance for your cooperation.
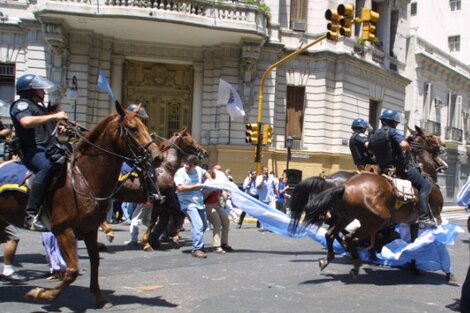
[158,131,207,160]
[410,131,447,173]
[65,116,157,201]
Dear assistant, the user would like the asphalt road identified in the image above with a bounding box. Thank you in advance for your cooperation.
[0,209,469,313]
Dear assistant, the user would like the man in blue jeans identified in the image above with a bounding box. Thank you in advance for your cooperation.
[174,155,211,258]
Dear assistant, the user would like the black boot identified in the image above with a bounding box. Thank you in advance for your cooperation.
[417,200,436,229]
[25,182,47,231]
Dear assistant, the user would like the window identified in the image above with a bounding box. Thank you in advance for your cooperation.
[290,0,308,31]
[446,92,463,142]
[423,82,432,120]
[285,86,305,140]
[369,100,380,129]
[450,0,461,11]
[0,63,15,118]
[410,2,417,16]
[448,35,460,52]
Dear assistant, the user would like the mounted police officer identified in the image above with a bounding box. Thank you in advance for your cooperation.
[349,118,375,171]
[10,74,68,231]
[369,109,436,228]
[125,103,160,202]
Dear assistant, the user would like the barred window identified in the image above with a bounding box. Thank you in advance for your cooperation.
[450,0,461,11]
[0,63,15,115]
[410,2,417,16]
[448,35,460,52]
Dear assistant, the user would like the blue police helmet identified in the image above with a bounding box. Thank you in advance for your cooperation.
[16,74,54,95]
[351,118,371,130]
[380,109,401,123]
[127,103,149,120]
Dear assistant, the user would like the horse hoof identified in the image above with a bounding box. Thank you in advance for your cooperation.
[349,268,359,279]
[24,287,45,300]
[106,233,115,243]
[446,273,458,283]
[96,299,113,309]
[319,259,329,271]
[143,244,153,252]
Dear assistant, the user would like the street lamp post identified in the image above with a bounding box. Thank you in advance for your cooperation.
[285,136,294,173]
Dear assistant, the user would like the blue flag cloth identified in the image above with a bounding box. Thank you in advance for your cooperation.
[97,67,116,103]
[456,177,470,207]
[203,180,462,273]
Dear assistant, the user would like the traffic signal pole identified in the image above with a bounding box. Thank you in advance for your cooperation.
[254,34,327,173]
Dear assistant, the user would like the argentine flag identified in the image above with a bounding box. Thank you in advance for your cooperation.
[97,67,116,103]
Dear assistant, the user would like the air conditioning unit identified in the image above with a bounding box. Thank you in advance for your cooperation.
[291,20,306,32]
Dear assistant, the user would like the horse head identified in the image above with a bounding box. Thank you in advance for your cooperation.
[407,125,448,178]
[168,128,209,160]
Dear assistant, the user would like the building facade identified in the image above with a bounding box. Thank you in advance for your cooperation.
[405,0,470,203]
[5,0,459,197]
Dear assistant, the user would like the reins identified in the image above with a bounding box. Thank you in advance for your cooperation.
[63,119,155,202]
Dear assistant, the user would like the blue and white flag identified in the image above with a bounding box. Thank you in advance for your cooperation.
[456,176,470,207]
[97,67,116,103]
[203,180,463,273]
[217,79,245,121]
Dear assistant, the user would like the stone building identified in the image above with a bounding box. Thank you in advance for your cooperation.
[3,0,455,196]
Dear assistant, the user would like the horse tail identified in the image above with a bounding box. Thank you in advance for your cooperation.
[302,186,345,228]
[289,176,328,233]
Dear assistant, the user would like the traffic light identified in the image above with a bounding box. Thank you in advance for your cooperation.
[360,7,380,42]
[245,123,260,145]
[337,3,355,38]
[325,9,340,41]
[262,124,273,145]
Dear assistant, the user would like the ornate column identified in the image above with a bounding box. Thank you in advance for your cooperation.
[42,21,69,102]
[240,39,262,112]
[192,61,203,141]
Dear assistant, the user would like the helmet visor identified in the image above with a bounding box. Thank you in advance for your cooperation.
[30,76,55,90]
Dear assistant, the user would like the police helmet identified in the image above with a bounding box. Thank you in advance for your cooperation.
[16,74,55,97]
[380,109,401,123]
[127,103,149,120]
[351,118,371,130]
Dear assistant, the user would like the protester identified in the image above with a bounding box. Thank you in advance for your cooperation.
[238,169,258,228]
[174,155,211,258]
[276,176,290,214]
[0,225,27,283]
[204,165,233,253]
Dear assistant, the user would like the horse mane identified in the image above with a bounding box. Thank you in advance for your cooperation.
[76,113,118,154]
[158,137,172,152]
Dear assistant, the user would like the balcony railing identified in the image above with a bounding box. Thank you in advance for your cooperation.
[421,120,441,136]
[445,127,463,142]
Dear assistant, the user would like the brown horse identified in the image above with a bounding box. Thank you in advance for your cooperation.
[0,101,161,308]
[112,129,208,251]
[290,126,447,277]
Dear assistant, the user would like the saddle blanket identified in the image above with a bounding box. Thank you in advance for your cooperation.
[384,175,416,202]
[0,160,30,194]
[0,160,136,195]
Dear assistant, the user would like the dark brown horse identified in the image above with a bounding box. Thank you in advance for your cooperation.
[0,102,161,308]
[112,129,208,251]
[290,126,447,277]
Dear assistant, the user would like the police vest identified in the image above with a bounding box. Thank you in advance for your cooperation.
[349,132,372,166]
[370,126,394,170]
[10,98,56,148]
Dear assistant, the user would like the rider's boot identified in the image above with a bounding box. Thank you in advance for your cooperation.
[24,182,47,232]
[417,198,436,229]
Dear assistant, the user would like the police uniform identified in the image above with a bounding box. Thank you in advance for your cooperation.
[370,123,433,226]
[349,132,374,168]
[10,98,55,215]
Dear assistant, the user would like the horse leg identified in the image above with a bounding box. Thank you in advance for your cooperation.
[24,228,79,302]
[409,223,421,276]
[83,229,111,308]
[142,203,158,251]
[319,228,336,271]
[100,222,115,243]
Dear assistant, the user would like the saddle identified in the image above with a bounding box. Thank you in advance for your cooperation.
[382,174,417,209]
